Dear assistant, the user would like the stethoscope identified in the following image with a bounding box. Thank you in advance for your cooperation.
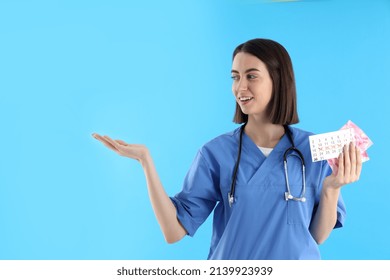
[228,123,306,207]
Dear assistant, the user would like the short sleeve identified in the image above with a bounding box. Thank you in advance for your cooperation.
[170,150,220,237]
[315,160,347,229]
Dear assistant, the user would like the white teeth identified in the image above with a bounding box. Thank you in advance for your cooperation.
[239,97,253,101]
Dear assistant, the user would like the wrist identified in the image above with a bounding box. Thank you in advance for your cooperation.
[322,176,342,191]
[321,185,340,200]
[139,148,152,167]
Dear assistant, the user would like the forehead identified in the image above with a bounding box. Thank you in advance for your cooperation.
[232,52,267,71]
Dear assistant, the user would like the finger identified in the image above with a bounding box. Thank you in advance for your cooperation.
[92,133,108,141]
[103,136,127,156]
[356,146,363,179]
[350,142,357,180]
[92,133,102,140]
[100,140,120,153]
[92,134,121,153]
[93,133,109,144]
[103,135,120,149]
[337,151,344,180]
[94,134,115,147]
[343,144,351,182]
[116,139,128,146]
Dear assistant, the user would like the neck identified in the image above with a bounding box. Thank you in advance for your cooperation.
[244,116,285,148]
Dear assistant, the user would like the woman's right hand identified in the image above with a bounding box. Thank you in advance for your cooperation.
[92,133,149,163]
[92,132,186,243]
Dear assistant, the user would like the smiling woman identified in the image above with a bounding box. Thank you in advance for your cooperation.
[93,38,362,260]
[231,39,298,126]
[231,53,274,120]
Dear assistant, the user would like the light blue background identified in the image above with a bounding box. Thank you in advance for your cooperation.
[0,0,389,260]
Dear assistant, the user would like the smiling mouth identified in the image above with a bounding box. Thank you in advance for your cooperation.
[239,97,254,102]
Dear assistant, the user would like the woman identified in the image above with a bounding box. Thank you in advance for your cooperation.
[92,38,362,259]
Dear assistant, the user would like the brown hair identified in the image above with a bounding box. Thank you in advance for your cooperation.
[232,38,299,125]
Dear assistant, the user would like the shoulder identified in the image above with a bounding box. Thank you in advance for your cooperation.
[203,127,240,147]
[198,127,241,159]
[186,128,240,173]
[289,126,314,146]
[289,126,314,137]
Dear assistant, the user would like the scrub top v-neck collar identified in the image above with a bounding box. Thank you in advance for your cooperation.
[241,128,292,158]
[240,129,292,186]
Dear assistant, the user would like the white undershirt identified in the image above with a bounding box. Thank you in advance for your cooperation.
[258,146,273,157]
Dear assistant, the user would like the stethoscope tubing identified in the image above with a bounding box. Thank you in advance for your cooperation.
[228,123,306,207]
[228,123,246,207]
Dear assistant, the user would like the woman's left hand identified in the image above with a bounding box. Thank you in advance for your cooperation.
[323,142,362,190]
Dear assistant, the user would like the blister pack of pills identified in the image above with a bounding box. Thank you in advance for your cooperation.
[309,120,373,173]
[309,128,354,162]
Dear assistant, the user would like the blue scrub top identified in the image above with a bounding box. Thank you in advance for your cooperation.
[170,126,346,260]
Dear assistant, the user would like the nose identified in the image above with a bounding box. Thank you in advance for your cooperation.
[233,77,248,95]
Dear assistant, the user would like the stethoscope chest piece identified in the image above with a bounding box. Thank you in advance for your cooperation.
[284,192,306,202]
[228,192,234,208]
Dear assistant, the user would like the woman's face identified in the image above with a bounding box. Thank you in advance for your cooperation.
[231,52,273,121]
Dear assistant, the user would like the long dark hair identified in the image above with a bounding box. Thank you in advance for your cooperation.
[232,38,299,125]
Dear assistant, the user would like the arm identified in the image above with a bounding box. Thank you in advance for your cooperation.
[92,133,187,244]
[309,142,362,244]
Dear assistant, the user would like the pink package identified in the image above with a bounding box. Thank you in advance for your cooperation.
[327,120,373,174]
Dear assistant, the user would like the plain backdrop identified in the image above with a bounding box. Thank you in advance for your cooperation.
[0,0,389,259]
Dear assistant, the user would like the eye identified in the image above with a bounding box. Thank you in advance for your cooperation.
[231,75,239,81]
[247,74,257,79]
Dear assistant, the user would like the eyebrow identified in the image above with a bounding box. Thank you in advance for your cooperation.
[231,68,261,74]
